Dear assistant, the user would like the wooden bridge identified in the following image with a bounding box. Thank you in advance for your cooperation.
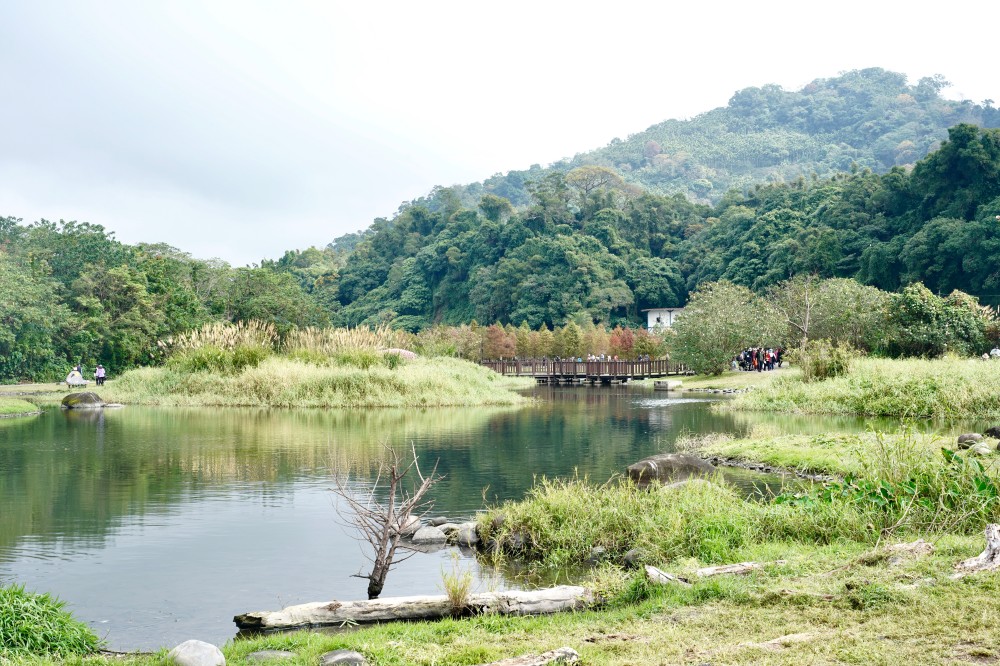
[480,359,690,384]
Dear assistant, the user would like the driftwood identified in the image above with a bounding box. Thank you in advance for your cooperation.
[696,560,787,577]
[646,560,787,586]
[234,586,593,630]
[953,524,1000,579]
[475,647,579,665]
[645,565,691,586]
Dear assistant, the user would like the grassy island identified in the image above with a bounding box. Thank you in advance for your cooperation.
[95,322,532,409]
[104,356,530,408]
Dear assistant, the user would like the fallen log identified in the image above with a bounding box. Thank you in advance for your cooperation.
[234,586,593,630]
[696,560,787,577]
[475,647,579,665]
[953,524,1000,579]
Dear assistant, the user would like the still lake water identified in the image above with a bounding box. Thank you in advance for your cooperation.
[0,384,987,650]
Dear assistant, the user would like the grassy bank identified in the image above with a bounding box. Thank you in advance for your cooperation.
[734,357,1000,418]
[101,356,532,408]
[12,528,1000,664]
[0,397,41,417]
[100,545,1000,665]
[677,428,995,478]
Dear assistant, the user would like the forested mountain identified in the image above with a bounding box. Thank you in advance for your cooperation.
[334,123,1000,329]
[435,68,1000,211]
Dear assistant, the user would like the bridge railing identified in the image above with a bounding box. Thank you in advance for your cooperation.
[480,359,689,377]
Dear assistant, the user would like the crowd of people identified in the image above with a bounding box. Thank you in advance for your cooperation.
[734,347,783,372]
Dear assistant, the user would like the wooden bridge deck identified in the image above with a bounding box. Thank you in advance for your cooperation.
[480,359,690,384]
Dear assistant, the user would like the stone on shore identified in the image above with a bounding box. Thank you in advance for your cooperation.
[958,433,984,448]
[319,650,368,665]
[167,640,225,666]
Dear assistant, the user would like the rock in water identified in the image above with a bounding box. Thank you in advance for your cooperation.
[61,392,106,410]
[167,640,225,666]
[411,525,447,544]
[626,453,715,486]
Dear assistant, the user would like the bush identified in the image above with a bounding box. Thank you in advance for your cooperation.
[0,584,102,657]
[791,339,855,382]
[168,343,271,375]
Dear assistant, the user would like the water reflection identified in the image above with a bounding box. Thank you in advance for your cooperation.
[0,385,985,650]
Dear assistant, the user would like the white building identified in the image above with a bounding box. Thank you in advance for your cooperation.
[643,307,684,329]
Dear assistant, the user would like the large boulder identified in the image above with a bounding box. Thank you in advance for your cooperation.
[627,453,715,487]
[61,392,106,410]
[167,640,225,666]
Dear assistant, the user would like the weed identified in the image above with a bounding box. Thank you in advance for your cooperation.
[0,584,103,658]
[441,552,474,616]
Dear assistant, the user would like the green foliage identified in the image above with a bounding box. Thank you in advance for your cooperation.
[167,343,272,375]
[883,283,991,357]
[791,339,854,382]
[670,281,782,374]
[0,584,102,657]
[775,438,1000,534]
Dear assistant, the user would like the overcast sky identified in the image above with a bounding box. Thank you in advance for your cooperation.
[1,1,997,265]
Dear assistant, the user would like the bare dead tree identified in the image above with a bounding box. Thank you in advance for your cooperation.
[332,444,441,599]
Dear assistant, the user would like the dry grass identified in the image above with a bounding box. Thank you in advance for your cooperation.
[166,320,278,352]
[283,325,402,355]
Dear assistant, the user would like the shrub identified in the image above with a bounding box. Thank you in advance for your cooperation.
[791,339,855,382]
[167,343,271,375]
[0,584,102,657]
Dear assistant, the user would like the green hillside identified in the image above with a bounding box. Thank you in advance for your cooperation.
[449,68,999,209]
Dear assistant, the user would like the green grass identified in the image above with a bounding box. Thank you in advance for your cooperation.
[734,356,1000,418]
[678,428,956,477]
[102,357,533,408]
[477,476,873,570]
[0,397,40,416]
[0,584,102,658]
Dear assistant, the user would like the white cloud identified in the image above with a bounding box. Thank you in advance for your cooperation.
[1,0,997,264]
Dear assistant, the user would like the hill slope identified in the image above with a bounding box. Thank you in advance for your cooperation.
[441,68,999,210]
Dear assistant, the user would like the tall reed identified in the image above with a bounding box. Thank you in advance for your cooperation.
[283,325,400,355]
[167,320,278,352]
